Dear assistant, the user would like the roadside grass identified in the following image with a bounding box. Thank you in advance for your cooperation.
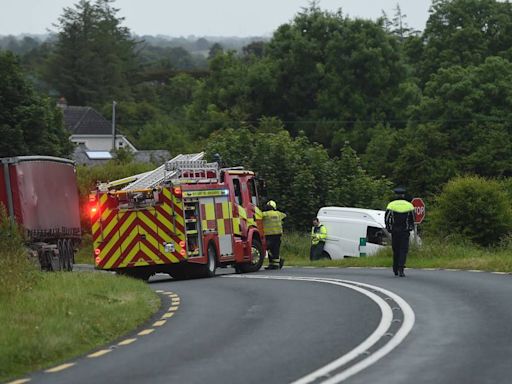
[75,233,93,264]
[0,272,159,382]
[0,216,160,382]
[280,232,512,272]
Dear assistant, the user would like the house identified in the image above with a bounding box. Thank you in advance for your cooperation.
[60,105,137,153]
[58,102,171,165]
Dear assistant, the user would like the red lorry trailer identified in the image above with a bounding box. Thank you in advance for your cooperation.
[89,157,266,280]
[0,156,81,271]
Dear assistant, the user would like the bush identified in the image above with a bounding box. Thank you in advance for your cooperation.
[429,176,512,246]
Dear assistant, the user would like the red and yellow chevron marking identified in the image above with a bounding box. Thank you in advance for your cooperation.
[92,188,186,270]
[200,201,233,235]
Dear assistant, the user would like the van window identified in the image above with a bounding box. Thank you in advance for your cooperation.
[233,179,243,205]
[367,226,387,245]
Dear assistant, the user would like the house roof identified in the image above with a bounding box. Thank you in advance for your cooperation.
[62,106,112,135]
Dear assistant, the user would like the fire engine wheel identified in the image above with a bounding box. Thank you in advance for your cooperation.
[197,242,217,278]
[236,238,264,273]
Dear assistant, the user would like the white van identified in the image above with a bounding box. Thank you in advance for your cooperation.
[316,207,391,259]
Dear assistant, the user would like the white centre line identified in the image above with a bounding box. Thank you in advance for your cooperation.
[226,274,415,383]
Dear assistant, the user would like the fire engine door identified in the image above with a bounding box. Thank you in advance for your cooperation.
[200,196,233,256]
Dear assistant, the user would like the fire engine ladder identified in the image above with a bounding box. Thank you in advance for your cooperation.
[122,153,205,191]
[165,159,220,184]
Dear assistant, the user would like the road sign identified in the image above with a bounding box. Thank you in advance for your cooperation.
[411,198,426,224]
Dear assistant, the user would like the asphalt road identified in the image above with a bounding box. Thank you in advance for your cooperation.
[21,267,512,384]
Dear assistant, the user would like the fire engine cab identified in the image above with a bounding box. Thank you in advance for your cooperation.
[89,153,266,280]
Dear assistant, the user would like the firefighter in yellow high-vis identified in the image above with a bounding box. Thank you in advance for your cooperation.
[262,200,287,270]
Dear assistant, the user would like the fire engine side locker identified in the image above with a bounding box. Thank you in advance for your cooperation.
[184,199,202,257]
[198,196,234,259]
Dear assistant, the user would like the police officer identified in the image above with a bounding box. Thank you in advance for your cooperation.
[310,217,327,261]
[262,200,287,270]
[385,187,415,277]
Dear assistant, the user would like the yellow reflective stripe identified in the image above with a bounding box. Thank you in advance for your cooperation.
[102,211,121,240]
[140,242,162,265]
[119,239,140,268]
[100,212,134,260]
[233,217,241,235]
[217,219,225,235]
[222,202,230,218]
[172,195,185,232]
[103,219,138,269]
[162,188,172,200]
[254,206,263,220]
[202,220,208,230]
[205,203,215,220]
[247,218,256,227]
[238,205,247,219]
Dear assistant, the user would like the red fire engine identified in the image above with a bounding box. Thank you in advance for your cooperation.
[89,153,266,280]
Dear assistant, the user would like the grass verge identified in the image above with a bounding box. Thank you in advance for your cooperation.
[0,272,159,382]
[75,233,93,264]
[281,232,512,272]
[0,213,159,382]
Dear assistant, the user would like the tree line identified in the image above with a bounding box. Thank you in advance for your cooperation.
[2,0,512,230]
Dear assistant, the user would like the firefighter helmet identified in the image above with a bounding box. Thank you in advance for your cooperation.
[267,200,277,210]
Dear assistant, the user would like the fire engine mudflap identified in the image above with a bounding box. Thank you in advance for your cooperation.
[89,153,266,281]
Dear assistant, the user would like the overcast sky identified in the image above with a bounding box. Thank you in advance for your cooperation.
[0,0,433,37]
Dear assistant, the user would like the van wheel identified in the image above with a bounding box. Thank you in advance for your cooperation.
[321,251,331,260]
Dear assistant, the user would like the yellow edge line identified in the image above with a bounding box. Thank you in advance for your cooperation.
[138,328,155,336]
[153,320,167,327]
[118,338,137,346]
[162,312,175,319]
[45,363,75,373]
[169,306,179,311]
[6,379,31,384]
[87,349,112,358]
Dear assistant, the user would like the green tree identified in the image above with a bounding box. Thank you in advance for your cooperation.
[0,51,72,157]
[420,0,512,82]
[205,123,390,229]
[46,0,138,105]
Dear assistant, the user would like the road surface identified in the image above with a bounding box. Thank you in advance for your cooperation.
[18,267,512,384]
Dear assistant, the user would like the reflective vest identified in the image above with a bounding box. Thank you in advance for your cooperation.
[311,224,327,245]
[262,210,287,235]
[385,199,415,232]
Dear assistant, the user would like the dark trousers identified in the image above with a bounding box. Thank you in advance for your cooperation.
[310,242,325,261]
[266,235,282,262]
[391,231,410,271]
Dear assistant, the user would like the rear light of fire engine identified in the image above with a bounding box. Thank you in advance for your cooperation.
[94,248,101,256]
[173,186,182,198]
[179,240,186,248]
[180,249,186,256]
[90,205,98,217]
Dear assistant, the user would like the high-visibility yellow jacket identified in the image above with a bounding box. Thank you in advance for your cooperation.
[311,224,327,245]
[262,210,287,235]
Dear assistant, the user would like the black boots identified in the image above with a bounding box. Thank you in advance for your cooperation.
[393,266,398,276]
[399,267,405,277]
